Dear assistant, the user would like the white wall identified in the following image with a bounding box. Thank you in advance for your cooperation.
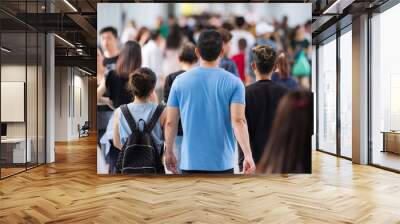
[54,67,89,141]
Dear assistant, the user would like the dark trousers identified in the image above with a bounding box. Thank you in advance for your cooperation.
[181,168,234,174]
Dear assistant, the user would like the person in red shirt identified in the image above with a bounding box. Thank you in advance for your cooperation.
[231,38,247,83]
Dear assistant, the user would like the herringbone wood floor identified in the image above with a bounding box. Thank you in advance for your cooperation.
[1,135,400,224]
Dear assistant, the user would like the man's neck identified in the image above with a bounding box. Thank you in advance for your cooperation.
[181,63,195,71]
[256,72,272,81]
[199,59,219,68]
[104,48,118,58]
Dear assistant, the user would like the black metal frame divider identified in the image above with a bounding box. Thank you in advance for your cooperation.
[0,0,47,179]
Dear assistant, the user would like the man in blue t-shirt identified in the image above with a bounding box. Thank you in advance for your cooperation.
[164,30,255,174]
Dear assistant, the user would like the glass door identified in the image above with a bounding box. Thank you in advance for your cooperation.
[370,3,400,171]
[339,28,352,158]
[317,36,337,154]
[1,31,28,178]
[0,1,46,179]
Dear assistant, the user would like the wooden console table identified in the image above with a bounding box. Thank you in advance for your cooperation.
[382,131,400,154]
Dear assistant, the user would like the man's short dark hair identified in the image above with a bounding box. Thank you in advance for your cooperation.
[235,16,246,28]
[222,22,234,31]
[150,30,160,41]
[238,38,247,51]
[100,26,118,38]
[196,29,223,61]
[252,45,277,75]
[179,43,198,64]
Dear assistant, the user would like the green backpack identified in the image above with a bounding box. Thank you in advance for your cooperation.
[292,51,311,77]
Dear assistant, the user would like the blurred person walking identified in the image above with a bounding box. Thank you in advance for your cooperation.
[162,24,184,98]
[98,27,120,143]
[271,52,299,90]
[230,16,255,57]
[142,30,165,101]
[97,48,105,85]
[163,43,198,173]
[121,20,137,44]
[218,28,240,78]
[257,91,312,174]
[247,22,277,82]
[136,27,151,47]
[290,25,311,89]
[238,45,288,171]
[99,27,120,73]
[231,38,247,83]
[164,30,255,174]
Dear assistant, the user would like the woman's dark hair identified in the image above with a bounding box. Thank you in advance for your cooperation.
[179,43,198,64]
[290,25,300,41]
[252,45,277,75]
[274,52,290,80]
[257,91,313,174]
[128,67,156,98]
[116,41,142,77]
[217,28,232,44]
[196,29,223,61]
[135,27,150,42]
[166,24,182,50]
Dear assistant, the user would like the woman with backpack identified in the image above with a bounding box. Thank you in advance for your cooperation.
[113,67,166,174]
[99,41,156,174]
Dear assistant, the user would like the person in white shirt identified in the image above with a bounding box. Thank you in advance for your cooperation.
[120,20,137,44]
[142,30,164,102]
[230,16,255,57]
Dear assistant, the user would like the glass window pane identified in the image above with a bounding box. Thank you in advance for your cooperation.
[340,30,352,158]
[27,31,38,169]
[371,4,400,171]
[38,32,45,165]
[1,30,28,177]
[318,38,337,154]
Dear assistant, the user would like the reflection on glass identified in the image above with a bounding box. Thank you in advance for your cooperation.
[38,33,46,165]
[27,31,38,169]
[1,31,27,177]
[340,30,352,158]
[318,38,337,154]
[371,4,400,171]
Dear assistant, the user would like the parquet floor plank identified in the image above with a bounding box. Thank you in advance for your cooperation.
[0,135,399,223]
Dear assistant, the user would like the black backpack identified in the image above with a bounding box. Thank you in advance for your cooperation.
[115,104,165,174]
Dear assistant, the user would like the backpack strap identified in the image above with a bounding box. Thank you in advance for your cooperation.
[144,104,165,133]
[120,104,138,133]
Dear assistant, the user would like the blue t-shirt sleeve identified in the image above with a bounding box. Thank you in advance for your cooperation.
[167,81,179,108]
[230,79,245,105]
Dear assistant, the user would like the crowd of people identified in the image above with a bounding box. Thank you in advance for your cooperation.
[97,13,312,174]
